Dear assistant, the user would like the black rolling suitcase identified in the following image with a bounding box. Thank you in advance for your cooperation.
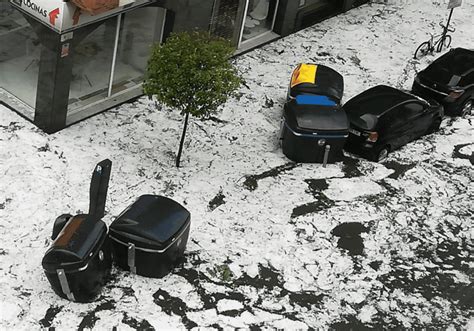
[109,195,191,278]
[42,160,113,302]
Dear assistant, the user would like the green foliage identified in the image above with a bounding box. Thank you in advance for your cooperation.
[208,264,234,282]
[143,31,242,117]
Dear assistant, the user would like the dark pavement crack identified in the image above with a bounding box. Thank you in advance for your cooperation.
[78,300,116,331]
[243,163,300,191]
[39,305,63,328]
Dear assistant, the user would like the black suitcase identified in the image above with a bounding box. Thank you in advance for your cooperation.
[109,195,191,278]
[42,160,113,302]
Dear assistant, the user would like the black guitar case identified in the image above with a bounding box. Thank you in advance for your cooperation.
[42,159,113,302]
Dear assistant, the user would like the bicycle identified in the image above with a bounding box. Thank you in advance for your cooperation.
[414,22,455,59]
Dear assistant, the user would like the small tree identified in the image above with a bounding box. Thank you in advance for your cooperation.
[143,31,242,167]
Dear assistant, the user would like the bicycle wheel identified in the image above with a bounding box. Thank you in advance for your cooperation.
[414,41,431,59]
[436,35,452,52]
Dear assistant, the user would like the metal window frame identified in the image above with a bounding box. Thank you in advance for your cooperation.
[238,0,280,48]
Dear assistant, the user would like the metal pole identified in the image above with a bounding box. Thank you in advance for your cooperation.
[108,14,122,98]
[442,8,454,41]
[237,0,250,49]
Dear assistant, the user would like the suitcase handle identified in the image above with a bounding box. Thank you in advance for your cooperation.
[88,159,112,220]
[51,159,111,239]
[52,214,72,240]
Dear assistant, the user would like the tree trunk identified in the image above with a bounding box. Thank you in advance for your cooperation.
[176,112,190,168]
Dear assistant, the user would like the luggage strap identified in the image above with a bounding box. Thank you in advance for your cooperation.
[127,243,137,274]
[57,269,75,301]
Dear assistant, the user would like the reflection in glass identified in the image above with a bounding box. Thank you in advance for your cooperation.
[210,0,242,44]
[68,19,116,112]
[0,4,41,108]
[242,0,278,42]
[112,8,163,95]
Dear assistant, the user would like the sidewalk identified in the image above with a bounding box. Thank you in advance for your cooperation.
[0,0,473,329]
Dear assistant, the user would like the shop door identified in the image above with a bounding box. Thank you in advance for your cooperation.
[239,0,279,47]
[68,19,116,112]
[110,7,166,96]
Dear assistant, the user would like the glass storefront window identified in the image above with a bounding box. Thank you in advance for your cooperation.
[0,4,41,108]
[68,8,165,111]
[68,18,117,112]
[111,8,164,95]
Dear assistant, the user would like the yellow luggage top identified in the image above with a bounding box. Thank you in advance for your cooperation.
[290,64,318,88]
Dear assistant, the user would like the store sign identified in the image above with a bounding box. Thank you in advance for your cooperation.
[49,8,60,25]
[24,0,48,17]
[448,0,462,9]
[9,0,151,33]
[10,0,61,27]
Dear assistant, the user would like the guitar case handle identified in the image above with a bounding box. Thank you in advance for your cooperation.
[88,159,112,220]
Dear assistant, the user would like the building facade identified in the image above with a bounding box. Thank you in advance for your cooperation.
[0,0,367,133]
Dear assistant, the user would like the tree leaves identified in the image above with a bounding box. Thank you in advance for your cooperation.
[143,31,242,118]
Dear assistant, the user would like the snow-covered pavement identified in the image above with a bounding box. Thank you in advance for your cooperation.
[1,0,473,329]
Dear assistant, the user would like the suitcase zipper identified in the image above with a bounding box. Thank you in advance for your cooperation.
[109,221,190,254]
[283,121,349,138]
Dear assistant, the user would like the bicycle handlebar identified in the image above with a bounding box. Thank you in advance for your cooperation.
[439,21,456,32]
